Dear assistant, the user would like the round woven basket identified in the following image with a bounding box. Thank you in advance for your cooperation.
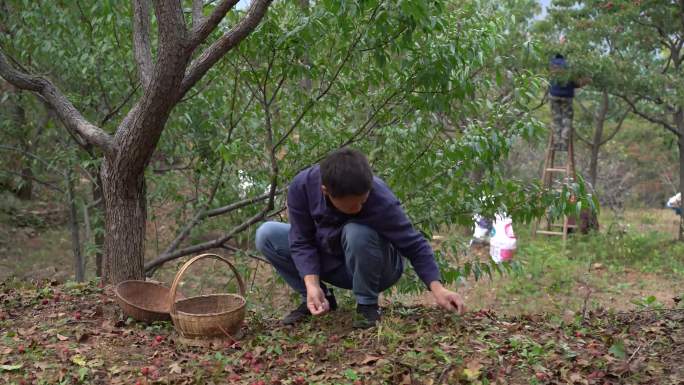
[115,280,183,322]
[169,253,246,340]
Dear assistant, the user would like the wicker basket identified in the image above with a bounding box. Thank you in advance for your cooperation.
[169,253,246,340]
[115,280,183,322]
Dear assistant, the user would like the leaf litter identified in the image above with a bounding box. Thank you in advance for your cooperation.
[0,279,682,384]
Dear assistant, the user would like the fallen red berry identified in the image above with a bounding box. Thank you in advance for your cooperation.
[294,376,306,385]
[141,367,150,376]
[74,312,82,320]
[17,345,25,354]
[42,299,49,305]
[155,335,164,343]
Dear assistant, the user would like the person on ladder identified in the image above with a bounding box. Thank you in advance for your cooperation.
[548,42,590,151]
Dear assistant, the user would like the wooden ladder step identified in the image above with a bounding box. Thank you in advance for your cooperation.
[536,230,565,235]
[545,168,568,173]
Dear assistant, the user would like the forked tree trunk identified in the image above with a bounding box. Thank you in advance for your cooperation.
[101,159,147,282]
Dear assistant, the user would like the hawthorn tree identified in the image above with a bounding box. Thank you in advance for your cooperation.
[0,0,274,283]
[1,0,592,286]
[541,0,683,237]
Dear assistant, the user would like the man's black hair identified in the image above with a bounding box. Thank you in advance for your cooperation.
[554,53,565,59]
[320,148,373,198]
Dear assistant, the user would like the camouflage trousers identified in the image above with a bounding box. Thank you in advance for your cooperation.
[550,96,574,151]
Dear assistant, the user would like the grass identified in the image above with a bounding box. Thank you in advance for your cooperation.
[446,209,684,316]
[1,204,683,317]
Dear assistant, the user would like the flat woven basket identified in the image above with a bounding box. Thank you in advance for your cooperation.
[115,280,182,322]
[169,253,246,340]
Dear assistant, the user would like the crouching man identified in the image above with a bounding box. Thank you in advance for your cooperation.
[255,148,465,328]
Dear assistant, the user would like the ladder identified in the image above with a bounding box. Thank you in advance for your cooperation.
[533,129,577,241]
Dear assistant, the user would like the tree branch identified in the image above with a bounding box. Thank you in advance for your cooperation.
[0,170,64,194]
[0,51,117,156]
[189,0,241,48]
[273,3,381,150]
[619,95,679,136]
[600,109,629,146]
[143,207,271,272]
[100,84,140,126]
[192,0,206,28]
[0,145,65,176]
[179,0,273,98]
[575,131,593,146]
[161,160,226,257]
[205,188,285,218]
[133,0,154,89]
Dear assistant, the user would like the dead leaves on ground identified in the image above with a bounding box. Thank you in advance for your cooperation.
[0,279,682,384]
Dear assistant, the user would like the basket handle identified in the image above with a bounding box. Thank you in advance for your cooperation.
[169,253,246,315]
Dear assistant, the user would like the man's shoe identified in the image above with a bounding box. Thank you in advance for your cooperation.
[282,291,338,325]
[353,303,381,329]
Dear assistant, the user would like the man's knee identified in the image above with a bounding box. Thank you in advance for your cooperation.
[342,223,379,254]
[255,221,282,254]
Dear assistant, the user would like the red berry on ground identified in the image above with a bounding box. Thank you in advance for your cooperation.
[294,376,306,385]
[155,335,164,343]
[42,299,49,305]
[17,345,25,354]
[141,367,150,376]
[74,312,82,320]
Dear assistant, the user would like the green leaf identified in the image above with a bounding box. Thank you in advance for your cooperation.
[609,340,626,360]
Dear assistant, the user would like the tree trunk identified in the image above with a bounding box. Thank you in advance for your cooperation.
[101,159,147,283]
[588,91,609,188]
[676,108,684,241]
[16,166,33,200]
[92,169,105,277]
[11,89,33,200]
[67,168,84,281]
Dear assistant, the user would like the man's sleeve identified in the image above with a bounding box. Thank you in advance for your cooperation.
[373,200,442,287]
[287,183,321,277]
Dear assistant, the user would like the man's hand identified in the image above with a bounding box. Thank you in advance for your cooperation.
[304,275,329,316]
[430,281,465,314]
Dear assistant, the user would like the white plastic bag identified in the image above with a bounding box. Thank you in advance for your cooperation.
[667,192,681,208]
[471,215,492,242]
[489,214,516,263]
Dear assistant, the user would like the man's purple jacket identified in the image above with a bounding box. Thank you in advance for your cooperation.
[287,165,441,286]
